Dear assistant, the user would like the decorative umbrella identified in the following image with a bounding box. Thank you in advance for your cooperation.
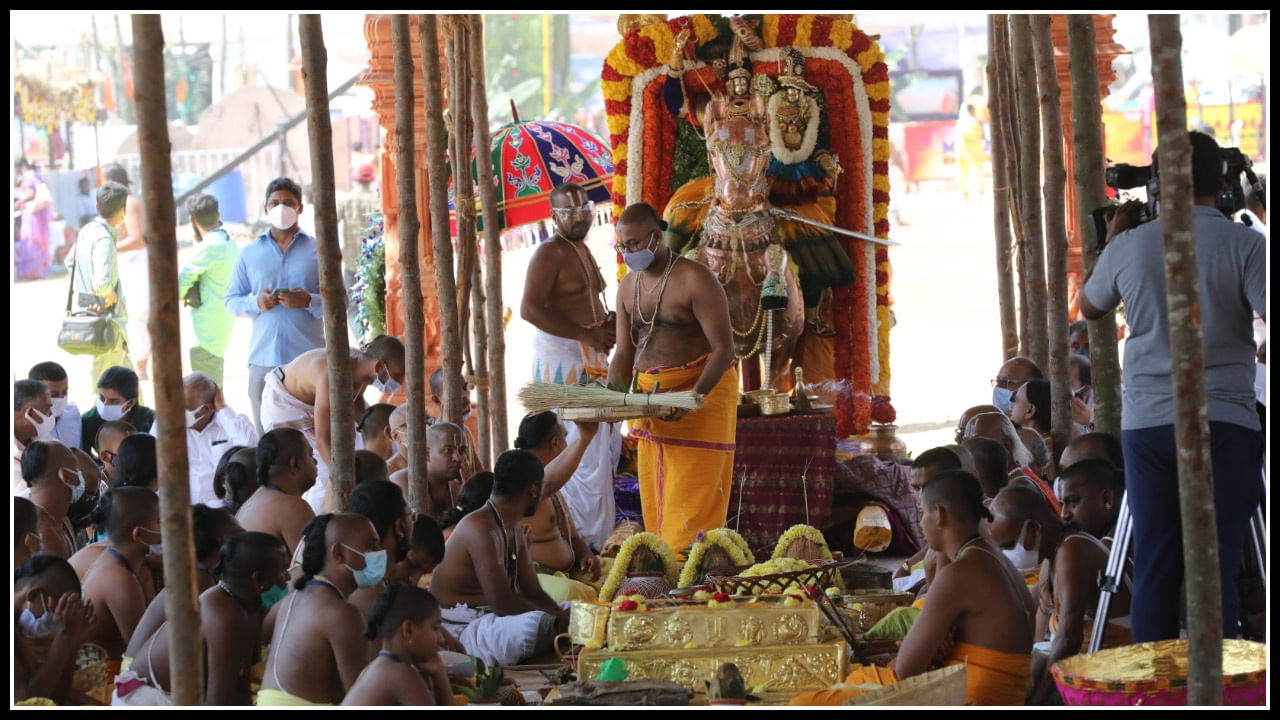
[450,117,614,233]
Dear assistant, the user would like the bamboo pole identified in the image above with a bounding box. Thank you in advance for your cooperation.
[131,14,201,706]
[470,261,492,468]
[299,15,356,508]
[987,15,1020,361]
[1066,15,1122,435]
[392,15,429,511]
[1030,15,1073,460]
[993,15,1029,358]
[448,24,476,392]
[420,15,467,426]
[470,13,509,454]
[1148,14,1222,705]
[1010,15,1048,369]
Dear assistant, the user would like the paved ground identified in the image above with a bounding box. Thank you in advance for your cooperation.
[12,183,1002,457]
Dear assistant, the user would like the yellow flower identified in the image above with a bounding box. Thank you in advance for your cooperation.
[760,16,781,46]
[793,16,814,47]
[872,174,891,194]
[684,641,700,649]
[599,532,681,602]
[639,23,674,68]
[830,22,853,50]
[770,524,832,561]
[606,113,631,137]
[691,15,718,43]
[678,528,753,588]
[606,45,642,78]
[601,79,632,102]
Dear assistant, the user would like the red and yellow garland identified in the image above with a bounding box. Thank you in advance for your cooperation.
[603,14,891,436]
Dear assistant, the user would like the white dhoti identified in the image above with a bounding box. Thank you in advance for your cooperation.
[260,368,329,514]
[110,671,172,706]
[532,330,621,549]
[118,249,150,361]
[440,603,563,668]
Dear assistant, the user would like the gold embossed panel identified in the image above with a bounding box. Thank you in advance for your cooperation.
[579,640,849,695]
[606,605,822,650]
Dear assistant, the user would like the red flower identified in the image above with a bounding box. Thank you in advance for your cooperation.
[618,599,639,612]
[712,592,731,604]
[871,396,897,424]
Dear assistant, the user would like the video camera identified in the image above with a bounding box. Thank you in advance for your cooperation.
[1086,145,1260,252]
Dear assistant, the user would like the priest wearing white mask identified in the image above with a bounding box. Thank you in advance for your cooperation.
[225,177,326,433]
[148,373,258,507]
[13,379,55,498]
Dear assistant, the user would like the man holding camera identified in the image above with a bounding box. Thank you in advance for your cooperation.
[226,177,326,432]
[1080,131,1266,643]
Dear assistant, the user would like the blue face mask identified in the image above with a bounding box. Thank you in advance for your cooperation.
[343,546,388,589]
[622,233,658,271]
[992,386,1014,416]
[260,583,288,610]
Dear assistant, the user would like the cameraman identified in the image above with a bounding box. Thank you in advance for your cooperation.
[1080,131,1266,643]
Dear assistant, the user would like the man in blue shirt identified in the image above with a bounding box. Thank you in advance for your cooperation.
[225,177,326,432]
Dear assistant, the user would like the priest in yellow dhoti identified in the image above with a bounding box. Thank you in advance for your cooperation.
[607,203,739,554]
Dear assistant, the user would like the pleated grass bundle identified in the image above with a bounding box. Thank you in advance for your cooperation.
[518,381,703,414]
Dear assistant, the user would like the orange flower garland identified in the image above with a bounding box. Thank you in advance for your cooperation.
[603,14,891,434]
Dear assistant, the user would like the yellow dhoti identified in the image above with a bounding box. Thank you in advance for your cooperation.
[630,355,738,552]
[256,688,333,706]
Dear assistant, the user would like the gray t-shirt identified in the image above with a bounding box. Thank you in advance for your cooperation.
[1083,205,1266,431]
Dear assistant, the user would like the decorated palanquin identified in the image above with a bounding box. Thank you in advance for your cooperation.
[603,14,892,436]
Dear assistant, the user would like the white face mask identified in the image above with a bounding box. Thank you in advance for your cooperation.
[390,438,400,457]
[19,605,56,638]
[96,398,130,422]
[26,407,57,441]
[1001,525,1040,571]
[373,372,401,395]
[267,204,298,230]
[60,467,86,505]
[50,397,68,419]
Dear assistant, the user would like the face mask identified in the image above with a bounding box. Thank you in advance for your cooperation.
[19,606,56,638]
[60,467,86,505]
[96,398,130,422]
[27,407,57,442]
[390,439,400,457]
[343,545,388,589]
[138,526,163,556]
[373,372,401,395]
[260,583,289,611]
[991,386,1014,416]
[185,409,201,428]
[623,247,656,271]
[1002,525,1040,571]
[50,397,68,419]
[267,204,298,230]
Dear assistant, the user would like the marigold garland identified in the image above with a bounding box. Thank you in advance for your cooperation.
[677,530,753,588]
[599,532,681,603]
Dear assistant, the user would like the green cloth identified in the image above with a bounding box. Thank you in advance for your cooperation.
[189,345,226,386]
[595,658,629,682]
[864,606,921,642]
[178,228,237,357]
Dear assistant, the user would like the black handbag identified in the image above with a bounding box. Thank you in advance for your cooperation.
[184,281,203,308]
[57,231,120,355]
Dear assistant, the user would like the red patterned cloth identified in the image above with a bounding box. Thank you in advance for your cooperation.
[727,414,836,557]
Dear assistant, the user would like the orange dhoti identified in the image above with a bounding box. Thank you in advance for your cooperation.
[629,355,738,552]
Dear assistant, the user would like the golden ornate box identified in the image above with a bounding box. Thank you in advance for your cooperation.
[569,601,822,650]
[578,639,850,695]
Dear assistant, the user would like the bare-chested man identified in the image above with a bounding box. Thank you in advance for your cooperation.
[892,447,964,588]
[346,480,414,626]
[384,404,410,476]
[1056,458,1124,542]
[14,554,96,705]
[521,182,622,548]
[358,403,397,461]
[21,441,84,559]
[893,470,1036,705]
[260,334,405,512]
[258,513,384,705]
[341,584,452,706]
[605,202,737,551]
[513,411,601,602]
[394,422,468,525]
[116,532,290,706]
[430,449,567,667]
[81,486,160,659]
[987,484,1129,704]
[236,428,316,558]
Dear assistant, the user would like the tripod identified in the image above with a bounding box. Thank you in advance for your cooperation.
[1089,491,1268,653]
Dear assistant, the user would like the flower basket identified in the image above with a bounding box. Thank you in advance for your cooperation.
[1051,639,1266,706]
[705,560,841,596]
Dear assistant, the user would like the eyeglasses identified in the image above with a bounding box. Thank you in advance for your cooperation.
[551,201,594,217]
[990,377,1023,391]
[614,230,658,253]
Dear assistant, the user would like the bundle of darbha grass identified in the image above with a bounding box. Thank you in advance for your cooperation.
[518,382,703,414]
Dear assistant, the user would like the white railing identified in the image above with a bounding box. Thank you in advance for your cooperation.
[115,146,281,222]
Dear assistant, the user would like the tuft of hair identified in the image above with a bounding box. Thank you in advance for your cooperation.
[15,554,82,595]
[192,505,236,562]
[97,365,140,400]
[492,449,543,498]
[113,434,158,488]
[347,480,407,539]
[1068,320,1088,336]
[213,445,256,510]
[358,403,396,440]
[185,193,220,228]
[364,583,440,641]
[15,496,38,541]
[295,514,336,590]
[514,411,559,450]
[257,428,309,486]
[214,531,288,583]
[15,379,47,412]
[412,515,446,564]
[922,470,994,525]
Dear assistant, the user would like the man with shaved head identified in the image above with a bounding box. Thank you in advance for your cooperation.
[1056,458,1124,542]
[987,484,1128,703]
[955,404,999,445]
[117,532,290,705]
[894,447,965,586]
[384,403,410,475]
[964,412,1060,515]
[259,513,384,705]
[410,422,468,524]
[148,372,258,506]
[606,202,737,551]
[81,486,160,659]
[1058,431,1124,473]
[962,437,1009,499]
[21,441,83,559]
[357,403,397,461]
[991,356,1043,417]
[94,420,136,481]
[236,428,317,557]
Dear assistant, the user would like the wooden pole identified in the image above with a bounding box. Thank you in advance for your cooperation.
[471,261,492,468]
[470,13,509,453]
[988,15,1020,361]
[1148,14,1222,705]
[993,15,1029,358]
[1067,15,1122,435]
[392,15,429,512]
[131,13,201,706]
[448,24,475,392]
[299,15,356,508]
[1030,15,1073,460]
[1011,15,1048,370]
[420,15,467,425]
